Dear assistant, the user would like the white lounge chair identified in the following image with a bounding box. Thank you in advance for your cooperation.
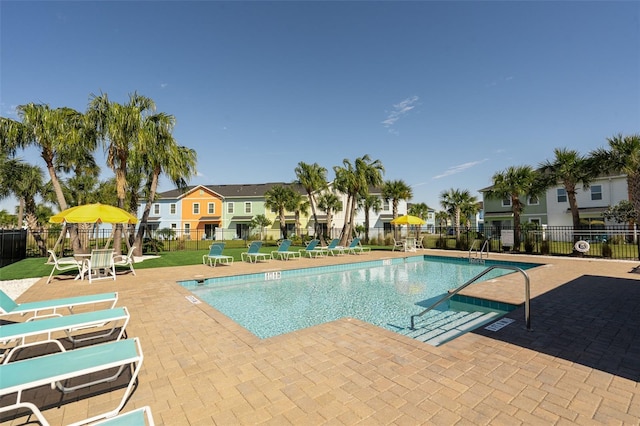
[0,307,130,363]
[270,239,301,260]
[46,250,84,284]
[113,245,136,276]
[203,243,234,267]
[0,337,144,426]
[0,290,118,319]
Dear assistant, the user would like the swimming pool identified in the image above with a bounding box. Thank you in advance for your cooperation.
[180,256,539,339]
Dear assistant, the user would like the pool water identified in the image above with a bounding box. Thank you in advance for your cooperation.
[183,257,537,339]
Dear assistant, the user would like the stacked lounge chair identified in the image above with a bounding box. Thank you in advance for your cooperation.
[0,290,155,425]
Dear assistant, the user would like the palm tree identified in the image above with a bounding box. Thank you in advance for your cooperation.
[591,134,640,222]
[484,166,543,251]
[316,192,342,239]
[295,162,327,242]
[333,155,384,246]
[131,113,197,255]
[358,193,382,243]
[264,185,296,239]
[2,105,92,251]
[440,188,477,240]
[540,148,595,234]
[408,202,430,241]
[382,179,413,239]
[88,92,156,252]
[286,191,310,238]
[249,214,272,240]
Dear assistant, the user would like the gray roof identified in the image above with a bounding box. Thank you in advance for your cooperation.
[157,182,306,200]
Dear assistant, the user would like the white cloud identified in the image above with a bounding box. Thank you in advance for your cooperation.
[381,95,419,130]
[432,159,489,179]
[160,83,168,89]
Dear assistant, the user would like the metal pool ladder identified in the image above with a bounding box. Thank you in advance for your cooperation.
[469,239,489,263]
[410,265,531,331]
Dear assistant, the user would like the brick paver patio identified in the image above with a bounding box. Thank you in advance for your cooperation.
[1,250,639,425]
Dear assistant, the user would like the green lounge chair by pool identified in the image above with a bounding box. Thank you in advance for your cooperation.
[323,238,345,256]
[270,239,301,261]
[0,337,144,426]
[203,243,234,267]
[241,241,270,263]
[346,237,371,255]
[300,239,327,258]
[0,307,130,362]
[0,290,118,319]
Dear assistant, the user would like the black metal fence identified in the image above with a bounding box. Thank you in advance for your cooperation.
[0,229,27,267]
[13,223,640,261]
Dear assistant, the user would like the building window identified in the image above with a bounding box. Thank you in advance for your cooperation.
[529,218,541,227]
[170,204,176,214]
[193,203,200,214]
[171,223,176,230]
[153,204,160,215]
[185,223,190,234]
[208,202,215,214]
[227,203,234,214]
[557,188,567,203]
[382,200,390,211]
[528,196,539,205]
[502,198,512,207]
[245,202,252,214]
[591,185,602,201]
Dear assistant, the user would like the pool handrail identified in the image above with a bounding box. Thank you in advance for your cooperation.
[410,265,531,331]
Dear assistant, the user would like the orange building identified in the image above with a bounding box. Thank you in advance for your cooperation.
[180,185,223,240]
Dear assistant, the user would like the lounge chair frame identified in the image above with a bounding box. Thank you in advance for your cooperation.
[346,237,371,255]
[0,307,130,363]
[0,290,118,319]
[84,249,116,283]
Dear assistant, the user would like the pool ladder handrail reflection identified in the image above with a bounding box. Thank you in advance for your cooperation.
[410,265,531,331]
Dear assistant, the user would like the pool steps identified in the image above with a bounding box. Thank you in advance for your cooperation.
[396,308,505,346]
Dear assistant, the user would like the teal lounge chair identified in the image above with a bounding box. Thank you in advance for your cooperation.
[0,290,118,319]
[270,239,301,261]
[241,241,270,263]
[346,237,371,255]
[300,239,327,258]
[90,406,155,426]
[0,307,130,362]
[0,337,144,426]
[203,243,234,267]
[323,238,345,256]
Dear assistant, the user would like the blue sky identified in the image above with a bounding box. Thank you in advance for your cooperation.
[1,1,639,214]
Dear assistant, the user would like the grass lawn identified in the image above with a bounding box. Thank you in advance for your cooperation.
[1,244,390,281]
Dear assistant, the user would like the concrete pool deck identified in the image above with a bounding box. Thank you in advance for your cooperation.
[1,250,639,425]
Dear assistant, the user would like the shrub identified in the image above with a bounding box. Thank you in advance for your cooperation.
[601,242,613,258]
[540,240,550,255]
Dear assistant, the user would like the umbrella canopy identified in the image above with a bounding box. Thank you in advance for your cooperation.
[49,203,138,224]
[390,214,426,226]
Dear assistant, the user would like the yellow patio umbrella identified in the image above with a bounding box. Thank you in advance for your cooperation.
[390,215,426,226]
[50,203,138,224]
